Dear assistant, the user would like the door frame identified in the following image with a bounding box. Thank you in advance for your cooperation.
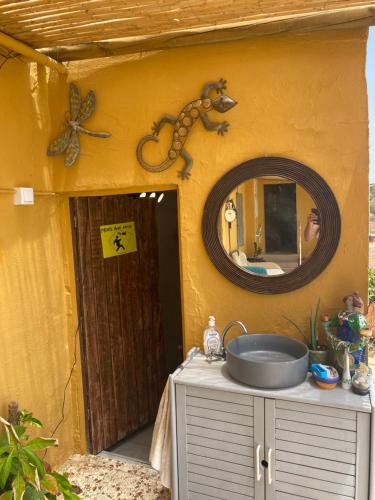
[69,197,94,452]
[68,187,185,453]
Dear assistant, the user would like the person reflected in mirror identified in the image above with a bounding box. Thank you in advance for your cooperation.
[304,208,320,242]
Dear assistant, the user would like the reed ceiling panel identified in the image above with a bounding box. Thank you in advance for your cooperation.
[0,1,374,61]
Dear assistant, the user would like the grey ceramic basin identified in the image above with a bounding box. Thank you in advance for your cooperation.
[226,334,308,389]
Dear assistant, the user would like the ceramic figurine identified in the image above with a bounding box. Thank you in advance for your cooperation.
[341,350,352,390]
[343,291,365,314]
[335,293,368,345]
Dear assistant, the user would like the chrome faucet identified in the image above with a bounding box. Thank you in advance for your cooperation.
[220,320,248,359]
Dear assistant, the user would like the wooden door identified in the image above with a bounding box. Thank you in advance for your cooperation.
[71,195,166,454]
[264,183,297,253]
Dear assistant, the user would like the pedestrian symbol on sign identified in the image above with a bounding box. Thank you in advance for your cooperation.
[113,232,126,252]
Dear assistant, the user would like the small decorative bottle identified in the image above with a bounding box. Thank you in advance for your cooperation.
[203,316,221,360]
[341,349,352,390]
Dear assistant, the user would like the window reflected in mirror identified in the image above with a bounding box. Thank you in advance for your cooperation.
[219,176,319,276]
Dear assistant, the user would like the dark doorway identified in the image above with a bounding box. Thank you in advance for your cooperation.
[70,191,183,456]
[264,183,297,253]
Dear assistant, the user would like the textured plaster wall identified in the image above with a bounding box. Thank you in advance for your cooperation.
[0,28,369,462]
[0,60,81,465]
[57,29,369,354]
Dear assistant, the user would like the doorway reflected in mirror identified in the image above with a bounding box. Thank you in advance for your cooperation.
[218,176,319,276]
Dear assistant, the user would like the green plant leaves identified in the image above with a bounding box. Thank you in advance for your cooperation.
[0,450,14,489]
[369,269,375,303]
[49,472,70,491]
[62,491,80,500]
[0,433,8,448]
[40,475,58,495]
[284,299,321,350]
[24,485,45,500]
[18,414,42,430]
[12,473,26,500]
[282,315,310,345]
[24,439,57,454]
[310,299,320,350]
[0,491,13,499]
[0,411,79,500]
[21,461,39,490]
[49,472,80,499]
[19,450,45,479]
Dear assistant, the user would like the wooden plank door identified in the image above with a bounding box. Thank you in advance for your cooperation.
[71,195,166,454]
[264,183,297,253]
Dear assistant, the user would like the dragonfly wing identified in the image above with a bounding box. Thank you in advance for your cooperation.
[78,90,96,123]
[47,128,72,156]
[64,130,80,167]
[70,83,81,121]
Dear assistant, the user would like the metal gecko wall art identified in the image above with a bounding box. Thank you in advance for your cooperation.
[47,83,111,167]
[136,79,237,180]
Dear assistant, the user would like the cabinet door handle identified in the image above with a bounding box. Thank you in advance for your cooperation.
[256,444,262,481]
[267,447,273,485]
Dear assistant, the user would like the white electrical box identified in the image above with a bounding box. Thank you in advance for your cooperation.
[14,187,34,205]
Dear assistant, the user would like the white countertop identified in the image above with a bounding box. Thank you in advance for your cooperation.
[174,351,372,413]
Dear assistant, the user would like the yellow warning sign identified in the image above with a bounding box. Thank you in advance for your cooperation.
[100,222,137,259]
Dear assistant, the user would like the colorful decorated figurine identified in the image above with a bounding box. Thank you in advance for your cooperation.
[322,292,372,373]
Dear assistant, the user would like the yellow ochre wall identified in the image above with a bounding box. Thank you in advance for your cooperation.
[0,28,369,463]
[0,61,79,465]
[58,28,368,348]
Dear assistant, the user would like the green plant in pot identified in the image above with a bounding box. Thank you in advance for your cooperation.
[283,299,329,370]
[248,225,264,262]
[0,410,80,499]
[252,242,262,259]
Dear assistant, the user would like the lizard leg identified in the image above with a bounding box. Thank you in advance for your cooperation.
[201,78,227,98]
[152,114,177,135]
[201,112,229,136]
[177,148,193,180]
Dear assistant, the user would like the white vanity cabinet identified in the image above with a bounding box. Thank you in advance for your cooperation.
[171,353,373,500]
[176,385,258,500]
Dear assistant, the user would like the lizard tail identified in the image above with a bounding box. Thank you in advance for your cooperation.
[136,134,174,172]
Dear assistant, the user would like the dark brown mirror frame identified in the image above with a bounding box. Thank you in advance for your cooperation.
[202,156,341,294]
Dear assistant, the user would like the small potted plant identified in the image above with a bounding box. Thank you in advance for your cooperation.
[0,409,80,499]
[284,299,329,369]
[248,225,265,262]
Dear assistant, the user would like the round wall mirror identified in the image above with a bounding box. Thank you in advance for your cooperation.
[202,157,341,294]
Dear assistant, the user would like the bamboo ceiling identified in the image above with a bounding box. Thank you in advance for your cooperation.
[0,0,374,62]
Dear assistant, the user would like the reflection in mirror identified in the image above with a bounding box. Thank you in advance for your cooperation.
[219,176,319,276]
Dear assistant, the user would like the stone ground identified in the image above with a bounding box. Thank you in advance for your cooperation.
[60,454,170,500]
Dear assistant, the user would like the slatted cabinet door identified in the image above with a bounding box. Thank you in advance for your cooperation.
[265,399,370,500]
[176,385,265,500]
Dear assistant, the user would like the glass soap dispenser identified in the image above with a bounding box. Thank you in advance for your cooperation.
[203,316,221,360]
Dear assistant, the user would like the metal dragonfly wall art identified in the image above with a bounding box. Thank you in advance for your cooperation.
[47,83,111,167]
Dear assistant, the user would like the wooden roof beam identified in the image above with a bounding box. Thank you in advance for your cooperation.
[0,30,67,72]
